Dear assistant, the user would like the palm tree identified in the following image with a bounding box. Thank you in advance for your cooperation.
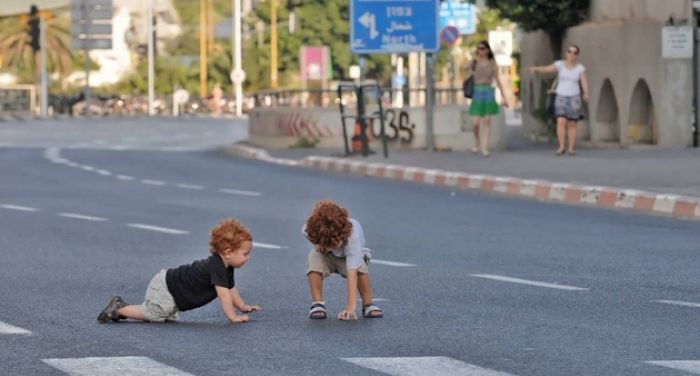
[0,9,74,84]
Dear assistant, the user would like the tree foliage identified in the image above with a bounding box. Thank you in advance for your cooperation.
[484,0,589,55]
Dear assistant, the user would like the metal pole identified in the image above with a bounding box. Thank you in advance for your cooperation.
[233,0,243,116]
[147,0,155,116]
[695,8,700,147]
[270,0,278,89]
[425,53,435,151]
[199,0,207,97]
[82,0,90,117]
[39,16,48,118]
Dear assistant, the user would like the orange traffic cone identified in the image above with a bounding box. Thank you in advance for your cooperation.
[351,121,362,153]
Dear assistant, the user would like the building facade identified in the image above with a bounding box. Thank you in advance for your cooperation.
[520,0,694,147]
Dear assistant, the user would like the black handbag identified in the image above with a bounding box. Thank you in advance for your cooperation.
[462,61,477,99]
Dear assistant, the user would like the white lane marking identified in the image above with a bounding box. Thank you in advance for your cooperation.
[219,188,263,197]
[470,274,589,291]
[371,259,416,267]
[141,179,166,186]
[653,299,700,308]
[80,165,96,172]
[127,224,189,235]
[176,183,205,190]
[341,356,518,376]
[58,213,108,222]
[42,356,195,376]
[646,361,700,374]
[1,204,40,212]
[0,320,32,335]
[357,298,390,302]
[96,169,112,176]
[252,241,287,250]
[116,175,136,181]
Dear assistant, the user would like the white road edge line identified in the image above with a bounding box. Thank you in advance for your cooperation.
[1,204,40,212]
[371,259,416,267]
[252,241,287,250]
[58,213,108,222]
[127,224,189,235]
[0,321,32,335]
[646,361,700,374]
[42,356,195,376]
[341,356,518,376]
[653,299,700,308]
[176,183,205,190]
[470,274,589,291]
[219,188,263,197]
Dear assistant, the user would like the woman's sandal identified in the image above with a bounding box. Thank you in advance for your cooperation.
[362,303,384,318]
[309,303,327,320]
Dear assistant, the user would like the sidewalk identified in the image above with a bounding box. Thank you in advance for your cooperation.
[226,130,700,221]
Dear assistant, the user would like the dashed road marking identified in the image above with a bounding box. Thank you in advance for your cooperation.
[116,175,136,181]
[127,224,189,235]
[219,188,263,197]
[0,320,31,335]
[58,213,108,222]
[176,183,205,190]
[42,356,194,376]
[653,299,700,308]
[372,259,416,267]
[470,274,589,291]
[96,169,112,176]
[141,179,166,186]
[646,361,700,374]
[252,241,286,250]
[1,204,40,212]
[341,356,518,376]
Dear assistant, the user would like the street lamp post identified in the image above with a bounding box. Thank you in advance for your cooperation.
[231,0,245,116]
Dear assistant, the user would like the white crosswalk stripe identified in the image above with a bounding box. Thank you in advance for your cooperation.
[0,320,31,335]
[341,357,518,376]
[646,360,700,374]
[42,356,194,376]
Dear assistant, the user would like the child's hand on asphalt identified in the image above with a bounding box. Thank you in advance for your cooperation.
[241,305,262,313]
[231,314,249,323]
[337,308,357,320]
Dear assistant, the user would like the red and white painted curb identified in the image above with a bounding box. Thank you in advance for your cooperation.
[227,144,700,221]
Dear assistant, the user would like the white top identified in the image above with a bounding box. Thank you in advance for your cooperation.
[554,60,585,97]
[303,218,372,270]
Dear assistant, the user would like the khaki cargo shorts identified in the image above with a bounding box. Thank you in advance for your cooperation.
[141,269,180,322]
[306,250,369,278]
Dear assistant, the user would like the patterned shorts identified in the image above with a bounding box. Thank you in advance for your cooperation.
[554,95,584,121]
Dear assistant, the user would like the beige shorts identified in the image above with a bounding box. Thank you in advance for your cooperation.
[306,250,369,278]
[141,269,180,322]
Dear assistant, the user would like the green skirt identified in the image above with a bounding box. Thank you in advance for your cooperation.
[469,84,500,117]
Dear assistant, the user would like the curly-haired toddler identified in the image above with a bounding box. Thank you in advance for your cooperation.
[304,200,383,320]
[97,218,261,324]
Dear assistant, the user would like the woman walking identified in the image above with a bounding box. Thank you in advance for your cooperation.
[527,45,589,155]
[465,41,508,157]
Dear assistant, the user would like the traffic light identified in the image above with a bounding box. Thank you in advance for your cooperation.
[27,5,40,52]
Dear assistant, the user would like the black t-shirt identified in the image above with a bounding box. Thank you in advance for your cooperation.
[165,254,235,311]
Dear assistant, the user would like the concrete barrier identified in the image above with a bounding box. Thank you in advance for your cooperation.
[248,105,506,151]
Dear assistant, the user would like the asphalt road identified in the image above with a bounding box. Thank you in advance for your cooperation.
[0,118,699,375]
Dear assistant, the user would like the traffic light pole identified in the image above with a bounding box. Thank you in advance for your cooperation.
[39,17,48,118]
[82,1,90,117]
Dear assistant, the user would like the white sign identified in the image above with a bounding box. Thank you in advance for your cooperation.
[173,89,189,105]
[662,26,693,59]
[229,69,246,84]
[488,29,513,66]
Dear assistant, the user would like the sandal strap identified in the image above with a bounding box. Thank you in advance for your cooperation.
[362,305,381,313]
[310,304,326,313]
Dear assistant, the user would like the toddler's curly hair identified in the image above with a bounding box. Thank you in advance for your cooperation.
[305,200,353,248]
[209,218,252,255]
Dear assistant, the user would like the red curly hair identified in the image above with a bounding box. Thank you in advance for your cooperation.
[305,200,353,249]
[209,218,252,255]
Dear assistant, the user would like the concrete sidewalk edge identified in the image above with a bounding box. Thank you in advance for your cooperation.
[225,143,700,221]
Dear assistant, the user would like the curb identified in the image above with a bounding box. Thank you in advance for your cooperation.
[226,144,700,221]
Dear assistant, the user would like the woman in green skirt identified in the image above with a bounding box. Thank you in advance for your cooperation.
[466,41,508,157]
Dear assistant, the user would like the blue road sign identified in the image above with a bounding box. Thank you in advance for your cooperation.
[351,0,439,54]
[439,0,476,35]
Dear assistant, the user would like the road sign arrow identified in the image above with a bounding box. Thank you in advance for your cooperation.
[359,12,378,39]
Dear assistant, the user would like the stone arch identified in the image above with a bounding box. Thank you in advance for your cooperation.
[627,79,656,144]
[595,79,620,142]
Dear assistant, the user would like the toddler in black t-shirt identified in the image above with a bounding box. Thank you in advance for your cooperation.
[97,218,261,324]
